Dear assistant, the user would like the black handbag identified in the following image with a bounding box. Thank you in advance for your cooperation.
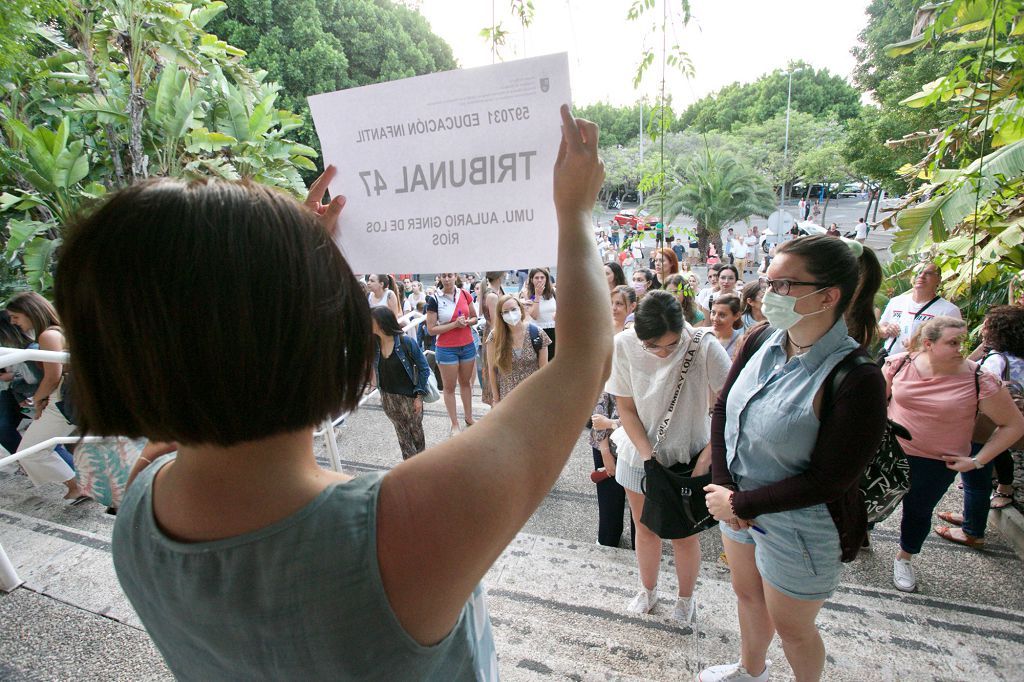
[640,460,716,539]
[826,353,912,524]
[637,329,717,539]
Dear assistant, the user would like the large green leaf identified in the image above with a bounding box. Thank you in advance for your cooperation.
[21,236,58,292]
[893,140,1024,254]
[190,1,227,29]
[54,139,89,188]
[4,220,53,260]
[884,32,931,57]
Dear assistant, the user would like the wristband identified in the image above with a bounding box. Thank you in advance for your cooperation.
[971,456,983,469]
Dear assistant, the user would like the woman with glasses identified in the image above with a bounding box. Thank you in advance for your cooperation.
[701,236,888,682]
[606,290,731,622]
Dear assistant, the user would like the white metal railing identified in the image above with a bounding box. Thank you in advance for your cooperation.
[0,312,432,591]
[0,346,80,591]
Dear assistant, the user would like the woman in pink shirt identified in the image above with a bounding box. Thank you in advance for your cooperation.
[886,316,1024,593]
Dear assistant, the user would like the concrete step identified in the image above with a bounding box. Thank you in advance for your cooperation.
[2,388,1023,680]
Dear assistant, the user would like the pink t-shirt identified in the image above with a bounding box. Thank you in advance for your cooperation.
[885,355,1001,460]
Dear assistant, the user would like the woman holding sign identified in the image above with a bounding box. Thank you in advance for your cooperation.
[58,105,611,680]
[426,272,479,436]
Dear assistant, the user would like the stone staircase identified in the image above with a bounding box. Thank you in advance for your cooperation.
[2,388,1022,681]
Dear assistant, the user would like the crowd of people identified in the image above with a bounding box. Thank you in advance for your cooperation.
[1,107,1022,681]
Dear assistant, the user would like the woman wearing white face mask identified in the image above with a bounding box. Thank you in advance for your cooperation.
[700,236,888,682]
[486,295,550,404]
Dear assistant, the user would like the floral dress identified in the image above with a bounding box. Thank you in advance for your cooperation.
[487,327,551,399]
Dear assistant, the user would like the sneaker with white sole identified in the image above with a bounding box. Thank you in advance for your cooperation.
[893,557,917,592]
[698,660,771,681]
[626,586,658,614]
[672,595,696,623]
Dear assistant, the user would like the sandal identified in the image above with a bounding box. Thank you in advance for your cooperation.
[991,491,1014,510]
[937,511,963,526]
[934,525,984,548]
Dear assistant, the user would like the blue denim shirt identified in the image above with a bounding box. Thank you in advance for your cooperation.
[725,318,859,490]
[374,334,430,396]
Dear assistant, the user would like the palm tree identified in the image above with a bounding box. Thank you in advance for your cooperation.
[654,146,777,258]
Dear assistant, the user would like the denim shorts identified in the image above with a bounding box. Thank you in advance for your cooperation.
[719,504,842,601]
[436,342,477,365]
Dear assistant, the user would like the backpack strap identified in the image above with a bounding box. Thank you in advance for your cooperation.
[737,322,776,368]
[527,324,542,355]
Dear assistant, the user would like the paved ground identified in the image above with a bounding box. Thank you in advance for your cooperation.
[2,385,1022,680]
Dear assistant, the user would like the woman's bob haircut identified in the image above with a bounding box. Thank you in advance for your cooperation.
[55,178,372,446]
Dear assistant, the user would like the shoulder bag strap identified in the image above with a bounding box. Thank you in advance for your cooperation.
[884,296,941,354]
[651,330,706,458]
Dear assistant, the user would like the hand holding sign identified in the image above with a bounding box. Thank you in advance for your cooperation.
[554,104,604,218]
[304,164,347,237]
[308,54,571,273]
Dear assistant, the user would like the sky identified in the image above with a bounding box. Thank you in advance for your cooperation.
[416,0,874,107]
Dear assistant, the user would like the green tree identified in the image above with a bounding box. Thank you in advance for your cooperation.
[795,140,855,224]
[730,112,843,200]
[651,147,776,257]
[575,101,645,148]
[879,0,1024,315]
[846,0,960,194]
[208,0,457,153]
[0,0,319,294]
[677,63,861,133]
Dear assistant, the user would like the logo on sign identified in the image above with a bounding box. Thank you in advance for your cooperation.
[540,77,550,93]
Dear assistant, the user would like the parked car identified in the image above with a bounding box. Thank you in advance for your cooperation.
[837,184,864,199]
[611,208,660,230]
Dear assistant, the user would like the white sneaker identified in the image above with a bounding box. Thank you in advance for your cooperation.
[893,557,917,592]
[698,660,771,681]
[626,586,658,614]
[672,595,696,623]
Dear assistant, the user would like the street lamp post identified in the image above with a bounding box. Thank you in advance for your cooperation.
[779,68,795,221]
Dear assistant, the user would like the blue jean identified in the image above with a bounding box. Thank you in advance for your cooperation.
[900,452,992,554]
[960,442,995,538]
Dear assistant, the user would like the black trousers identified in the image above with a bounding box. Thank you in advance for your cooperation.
[592,447,636,548]
[993,450,1014,486]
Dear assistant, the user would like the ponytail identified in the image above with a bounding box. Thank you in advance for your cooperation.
[845,246,882,348]
[776,235,883,348]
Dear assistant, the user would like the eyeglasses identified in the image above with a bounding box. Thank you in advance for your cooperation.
[764,278,830,296]
[640,338,680,354]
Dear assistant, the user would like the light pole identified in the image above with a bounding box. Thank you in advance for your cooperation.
[778,66,804,223]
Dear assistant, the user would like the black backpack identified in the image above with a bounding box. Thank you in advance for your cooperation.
[526,323,543,356]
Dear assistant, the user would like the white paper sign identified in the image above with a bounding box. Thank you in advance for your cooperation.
[308,53,571,273]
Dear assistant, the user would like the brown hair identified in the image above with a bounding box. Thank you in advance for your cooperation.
[527,268,554,300]
[711,293,743,330]
[662,274,698,325]
[984,305,1024,358]
[55,178,372,446]
[776,235,883,347]
[6,291,60,338]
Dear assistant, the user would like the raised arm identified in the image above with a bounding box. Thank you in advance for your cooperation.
[377,105,611,645]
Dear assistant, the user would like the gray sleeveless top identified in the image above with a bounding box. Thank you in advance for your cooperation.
[112,456,498,680]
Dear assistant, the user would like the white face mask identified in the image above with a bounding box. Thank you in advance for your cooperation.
[502,309,522,326]
[632,281,647,294]
[760,288,829,330]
